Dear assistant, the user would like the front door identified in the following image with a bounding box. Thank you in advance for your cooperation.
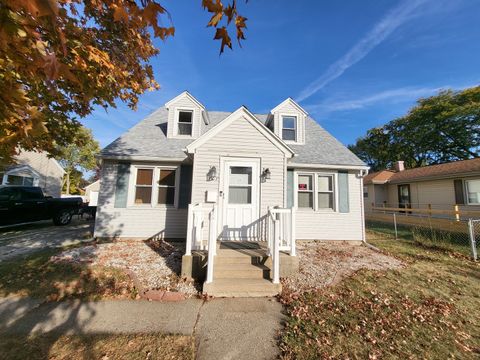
[398,184,411,210]
[221,159,260,241]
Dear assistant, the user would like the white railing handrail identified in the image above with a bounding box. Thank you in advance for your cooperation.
[185,203,216,255]
[205,204,217,284]
[267,206,297,284]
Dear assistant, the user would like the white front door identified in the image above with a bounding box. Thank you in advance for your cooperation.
[221,158,260,241]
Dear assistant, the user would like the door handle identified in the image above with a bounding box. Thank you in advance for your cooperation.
[14,202,23,206]
[36,201,45,204]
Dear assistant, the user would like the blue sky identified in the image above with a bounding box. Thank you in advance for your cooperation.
[81,0,480,148]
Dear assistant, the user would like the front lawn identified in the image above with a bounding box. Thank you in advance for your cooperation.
[280,233,480,359]
[0,248,136,301]
[0,333,194,360]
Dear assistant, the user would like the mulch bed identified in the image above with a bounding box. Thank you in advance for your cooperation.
[51,239,199,298]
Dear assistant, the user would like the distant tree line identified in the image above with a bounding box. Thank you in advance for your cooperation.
[348,86,480,171]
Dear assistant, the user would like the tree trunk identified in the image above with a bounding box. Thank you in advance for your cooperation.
[65,172,70,195]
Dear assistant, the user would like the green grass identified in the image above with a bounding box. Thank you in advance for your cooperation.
[366,220,473,257]
[0,333,194,360]
[0,248,136,301]
[280,234,480,359]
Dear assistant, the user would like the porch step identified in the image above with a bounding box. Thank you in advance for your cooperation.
[214,263,270,279]
[203,278,282,297]
[215,252,268,265]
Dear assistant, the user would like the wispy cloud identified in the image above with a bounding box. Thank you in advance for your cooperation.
[296,0,431,102]
[307,83,477,114]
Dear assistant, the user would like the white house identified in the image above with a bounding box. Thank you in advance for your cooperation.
[0,150,65,197]
[94,92,368,296]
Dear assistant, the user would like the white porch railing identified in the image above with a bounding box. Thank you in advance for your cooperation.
[267,207,296,284]
[185,203,218,284]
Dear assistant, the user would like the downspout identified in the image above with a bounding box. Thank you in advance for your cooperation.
[359,169,369,243]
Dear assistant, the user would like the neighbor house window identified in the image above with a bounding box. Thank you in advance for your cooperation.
[297,174,313,209]
[177,110,193,136]
[466,179,480,205]
[158,169,176,205]
[134,168,153,204]
[6,175,34,186]
[318,175,334,209]
[282,116,296,141]
[363,186,368,198]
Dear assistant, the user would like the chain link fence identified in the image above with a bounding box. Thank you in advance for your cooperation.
[365,211,478,260]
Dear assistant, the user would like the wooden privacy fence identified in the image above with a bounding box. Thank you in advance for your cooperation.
[370,204,480,222]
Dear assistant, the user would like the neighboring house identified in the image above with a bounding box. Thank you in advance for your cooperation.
[94,92,368,295]
[84,180,100,206]
[0,151,65,197]
[364,159,480,213]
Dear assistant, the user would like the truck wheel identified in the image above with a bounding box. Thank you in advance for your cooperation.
[53,210,72,226]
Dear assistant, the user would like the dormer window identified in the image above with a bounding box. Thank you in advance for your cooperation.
[282,116,297,141]
[177,110,193,136]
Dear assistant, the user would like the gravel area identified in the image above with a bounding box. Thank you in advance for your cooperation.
[51,240,198,296]
[282,241,403,293]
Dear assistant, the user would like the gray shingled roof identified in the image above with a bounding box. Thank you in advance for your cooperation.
[101,107,365,166]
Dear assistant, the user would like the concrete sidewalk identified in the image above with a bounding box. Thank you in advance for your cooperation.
[0,296,285,360]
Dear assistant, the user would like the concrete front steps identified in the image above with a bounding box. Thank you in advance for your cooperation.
[203,248,282,297]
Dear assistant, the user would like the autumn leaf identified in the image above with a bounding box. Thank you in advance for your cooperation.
[214,27,232,54]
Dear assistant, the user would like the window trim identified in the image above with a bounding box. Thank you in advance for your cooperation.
[296,173,314,209]
[465,179,480,205]
[174,108,195,138]
[280,114,297,143]
[128,165,180,208]
[317,174,335,210]
[294,171,338,212]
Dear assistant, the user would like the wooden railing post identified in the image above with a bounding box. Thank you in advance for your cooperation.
[454,204,460,222]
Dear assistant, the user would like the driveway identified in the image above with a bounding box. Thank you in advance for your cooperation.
[0,219,94,261]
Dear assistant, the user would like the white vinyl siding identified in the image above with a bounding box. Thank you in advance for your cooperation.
[272,101,305,144]
[191,116,286,240]
[167,96,202,139]
[294,170,363,241]
[94,160,187,239]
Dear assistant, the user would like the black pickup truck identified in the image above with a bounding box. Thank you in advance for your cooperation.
[0,186,83,226]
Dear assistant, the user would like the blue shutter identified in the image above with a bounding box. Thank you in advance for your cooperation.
[338,171,349,213]
[178,165,193,208]
[114,162,130,208]
[287,169,294,208]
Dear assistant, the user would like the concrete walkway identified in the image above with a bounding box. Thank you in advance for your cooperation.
[0,296,285,360]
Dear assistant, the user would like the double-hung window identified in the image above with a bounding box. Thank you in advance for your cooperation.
[133,167,177,206]
[158,169,176,205]
[282,115,297,141]
[297,174,313,209]
[134,168,154,204]
[297,173,336,211]
[318,175,334,209]
[177,110,193,136]
[466,179,480,205]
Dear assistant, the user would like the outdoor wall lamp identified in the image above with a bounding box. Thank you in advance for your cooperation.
[207,166,217,181]
[261,168,271,182]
